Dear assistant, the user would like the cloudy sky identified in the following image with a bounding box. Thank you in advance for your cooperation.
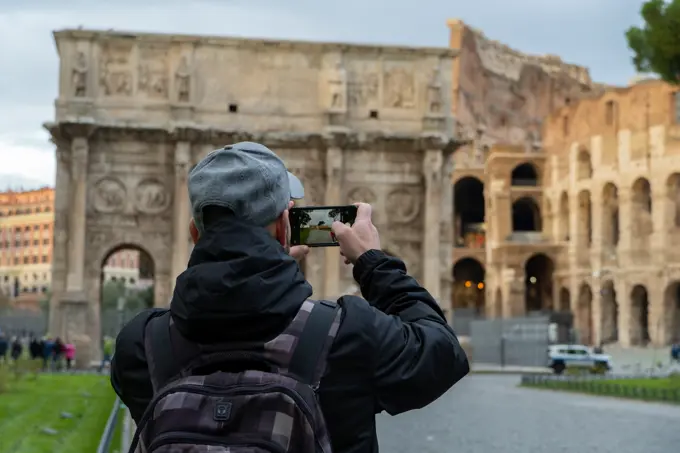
[0,0,645,190]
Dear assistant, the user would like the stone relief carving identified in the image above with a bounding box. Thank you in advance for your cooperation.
[135,180,171,214]
[386,188,420,224]
[327,62,347,111]
[383,67,415,108]
[72,51,88,97]
[100,45,133,96]
[175,57,191,103]
[427,67,443,114]
[347,186,376,204]
[93,177,127,213]
[348,73,379,107]
[138,47,169,99]
[88,231,108,249]
[391,241,422,277]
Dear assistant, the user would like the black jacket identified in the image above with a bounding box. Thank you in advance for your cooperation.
[110,217,469,453]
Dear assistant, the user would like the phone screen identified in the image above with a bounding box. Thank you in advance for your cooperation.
[290,206,358,247]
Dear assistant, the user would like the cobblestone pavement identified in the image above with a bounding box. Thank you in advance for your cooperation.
[376,374,680,453]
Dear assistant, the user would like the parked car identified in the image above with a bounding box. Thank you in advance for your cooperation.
[547,344,612,375]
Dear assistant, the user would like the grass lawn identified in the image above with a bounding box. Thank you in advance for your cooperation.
[599,376,680,390]
[521,374,680,404]
[0,369,117,453]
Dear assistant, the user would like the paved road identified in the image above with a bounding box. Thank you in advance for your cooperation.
[376,374,680,453]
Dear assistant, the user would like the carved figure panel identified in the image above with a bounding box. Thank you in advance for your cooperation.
[348,72,379,108]
[175,57,192,103]
[138,45,169,99]
[135,180,171,214]
[72,51,88,97]
[383,66,415,109]
[427,67,443,115]
[327,62,347,111]
[347,186,377,205]
[391,240,422,278]
[99,43,133,96]
[93,177,127,213]
[386,188,420,224]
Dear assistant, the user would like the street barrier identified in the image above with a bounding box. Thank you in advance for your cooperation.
[521,374,680,404]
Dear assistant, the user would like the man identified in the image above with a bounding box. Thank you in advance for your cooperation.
[111,142,469,453]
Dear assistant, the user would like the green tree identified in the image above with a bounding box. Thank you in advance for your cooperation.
[101,280,154,311]
[626,0,680,84]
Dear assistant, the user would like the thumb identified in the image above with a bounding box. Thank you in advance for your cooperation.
[331,220,351,238]
[354,203,372,222]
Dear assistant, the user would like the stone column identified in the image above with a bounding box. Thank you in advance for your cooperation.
[617,188,633,266]
[65,137,89,295]
[171,142,191,287]
[439,152,455,319]
[49,144,71,337]
[422,149,443,301]
[323,146,343,298]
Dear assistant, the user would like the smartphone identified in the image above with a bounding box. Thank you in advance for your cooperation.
[289,205,358,247]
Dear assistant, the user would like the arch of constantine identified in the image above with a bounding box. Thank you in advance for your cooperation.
[46,29,460,365]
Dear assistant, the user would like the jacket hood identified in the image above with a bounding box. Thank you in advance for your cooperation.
[170,217,312,343]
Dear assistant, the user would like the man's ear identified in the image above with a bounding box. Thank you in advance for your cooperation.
[189,218,199,244]
[275,210,288,246]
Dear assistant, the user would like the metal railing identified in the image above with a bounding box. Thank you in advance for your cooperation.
[96,398,121,453]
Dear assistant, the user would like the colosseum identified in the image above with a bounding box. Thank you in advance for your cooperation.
[447,20,680,347]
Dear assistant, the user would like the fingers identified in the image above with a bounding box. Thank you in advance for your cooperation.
[288,200,295,210]
[331,220,351,237]
[289,245,309,262]
[354,202,372,222]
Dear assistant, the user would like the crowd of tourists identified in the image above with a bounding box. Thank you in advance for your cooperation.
[0,330,76,370]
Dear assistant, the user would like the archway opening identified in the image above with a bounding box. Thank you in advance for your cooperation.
[602,183,619,249]
[631,178,653,241]
[577,283,593,345]
[576,149,592,180]
[453,177,485,248]
[558,287,570,312]
[663,282,680,344]
[524,253,554,312]
[577,190,592,247]
[558,191,570,241]
[512,197,542,232]
[666,173,680,229]
[452,258,485,314]
[601,280,618,344]
[630,285,650,346]
[510,162,539,186]
[100,245,155,339]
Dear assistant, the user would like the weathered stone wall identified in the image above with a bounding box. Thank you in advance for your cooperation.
[542,80,680,347]
[447,19,602,147]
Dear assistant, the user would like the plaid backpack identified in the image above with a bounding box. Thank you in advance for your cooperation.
[127,299,342,453]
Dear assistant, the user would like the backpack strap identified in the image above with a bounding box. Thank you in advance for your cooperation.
[288,300,342,388]
[143,312,176,394]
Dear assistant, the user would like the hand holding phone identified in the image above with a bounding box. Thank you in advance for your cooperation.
[290,205,358,247]
[330,203,381,265]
